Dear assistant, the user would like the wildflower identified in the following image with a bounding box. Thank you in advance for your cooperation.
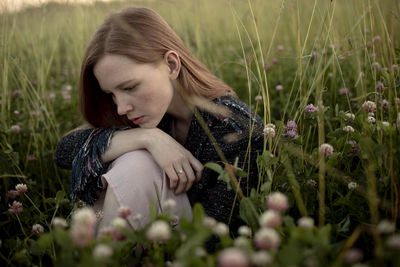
[367,116,375,123]
[377,220,395,234]
[26,155,37,162]
[48,92,56,101]
[12,89,22,98]
[344,112,355,121]
[234,236,250,248]
[259,210,282,228]
[264,62,272,71]
[359,72,365,78]
[306,179,317,188]
[146,220,171,242]
[8,201,23,214]
[51,217,68,228]
[372,35,381,43]
[372,62,381,70]
[344,248,363,264]
[338,55,346,61]
[343,125,355,133]
[319,143,334,156]
[218,248,249,267]
[203,216,217,228]
[284,120,298,139]
[392,64,399,71]
[238,225,251,237]
[10,125,21,134]
[132,213,143,222]
[263,126,275,138]
[382,121,390,128]
[339,88,349,95]
[112,217,127,229]
[170,215,179,226]
[213,222,229,236]
[70,207,96,247]
[93,244,113,260]
[275,85,284,91]
[15,184,27,195]
[277,45,284,52]
[7,190,19,200]
[387,234,400,250]
[380,99,389,110]
[297,217,314,229]
[254,95,262,102]
[251,251,273,266]
[382,67,389,72]
[271,57,279,65]
[347,140,360,154]
[32,224,44,235]
[362,101,376,113]
[254,228,281,250]
[163,198,177,211]
[348,182,358,190]
[304,104,319,115]
[13,110,20,115]
[62,84,73,91]
[117,206,132,219]
[266,192,289,212]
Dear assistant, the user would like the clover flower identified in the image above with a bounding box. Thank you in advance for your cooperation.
[259,210,282,228]
[254,228,281,250]
[367,116,375,123]
[8,201,23,214]
[372,62,381,70]
[339,88,349,95]
[51,217,68,228]
[297,217,314,229]
[376,81,385,91]
[277,45,284,52]
[163,198,177,211]
[13,110,20,115]
[343,125,355,132]
[12,89,22,98]
[7,190,18,200]
[32,224,44,235]
[266,192,289,212]
[10,125,21,134]
[234,237,249,249]
[238,225,252,237]
[387,234,400,250]
[380,99,389,110]
[306,179,317,188]
[275,85,284,91]
[251,251,273,266]
[344,248,363,264]
[93,244,113,260]
[372,35,381,43]
[263,126,275,138]
[393,64,399,71]
[218,248,249,267]
[377,220,396,234]
[70,207,96,247]
[203,216,217,228]
[284,120,298,139]
[254,95,262,102]
[319,143,334,156]
[362,101,376,113]
[347,140,360,154]
[344,112,355,121]
[348,182,358,190]
[117,206,132,219]
[213,222,229,236]
[15,184,27,195]
[304,104,319,115]
[146,220,171,242]
[272,57,279,65]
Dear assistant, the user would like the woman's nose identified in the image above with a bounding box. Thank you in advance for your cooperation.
[115,95,133,115]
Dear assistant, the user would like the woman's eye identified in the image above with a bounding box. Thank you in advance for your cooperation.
[123,85,137,92]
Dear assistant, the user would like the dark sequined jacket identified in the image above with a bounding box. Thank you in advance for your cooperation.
[54,94,265,231]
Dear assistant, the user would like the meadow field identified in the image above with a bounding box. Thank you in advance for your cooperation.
[1,0,400,265]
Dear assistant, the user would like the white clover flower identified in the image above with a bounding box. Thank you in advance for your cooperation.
[112,217,127,229]
[72,207,96,228]
[251,251,273,266]
[213,222,229,236]
[15,184,27,195]
[343,125,355,132]
[32,224,44,235]
[348,182,358,190]
[387,234,400,250]
[344,112,355,121]
[367,116,376,123]
[218,248,249,267]
[146,220,171,242]
[51,217,68,228]
[319,143,334,156]
[10,125,21,134]
[377,220,396,234]
[255,95,263,102]
[297,217,314,229]
[132,213,143,221]
[93,244,113,260]
[275,85,284,91]
[254,227,281,250]
[238,225,252,237]
[117,206,132,219]
[259,210,282,228]
[163,198,177,211]
[266,192,289,212]
[234,236,250,248]
[263,126,276,138]
[382,121,390,127]
[70,207,96,247]
[362,101,376,113]
[203,216,217,228]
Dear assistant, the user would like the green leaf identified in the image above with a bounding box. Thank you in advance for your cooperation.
[204,162,223,174]
[239,198,259,232]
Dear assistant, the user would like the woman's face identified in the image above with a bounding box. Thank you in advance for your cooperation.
[93,54,174,128]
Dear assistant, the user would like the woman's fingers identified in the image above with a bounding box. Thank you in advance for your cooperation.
[189,155,204,182]
[165,166,179,189]
[181,160,196,192]
[173,164,188,194]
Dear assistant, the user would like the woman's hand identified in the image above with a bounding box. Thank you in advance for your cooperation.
[144,128,203,194]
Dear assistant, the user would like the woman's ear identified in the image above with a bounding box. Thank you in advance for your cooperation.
[164,51,181,80]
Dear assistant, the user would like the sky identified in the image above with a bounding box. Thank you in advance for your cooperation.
[0,0,117,13]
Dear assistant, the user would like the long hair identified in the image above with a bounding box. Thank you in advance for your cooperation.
[80,7,235,127]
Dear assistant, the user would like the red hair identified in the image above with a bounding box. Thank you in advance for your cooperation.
[80,7,235,127]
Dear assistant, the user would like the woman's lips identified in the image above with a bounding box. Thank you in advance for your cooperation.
[131,116,144,124]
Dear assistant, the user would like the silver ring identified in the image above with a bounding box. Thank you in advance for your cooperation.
[177,169,184,174]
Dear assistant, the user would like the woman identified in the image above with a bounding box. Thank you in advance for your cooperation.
[54,7,264,234]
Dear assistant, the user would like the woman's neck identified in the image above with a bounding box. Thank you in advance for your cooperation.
[167,91,193,144]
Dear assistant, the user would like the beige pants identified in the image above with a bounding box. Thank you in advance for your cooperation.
[93,150,193,233]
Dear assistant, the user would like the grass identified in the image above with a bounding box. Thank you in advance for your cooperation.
[0,0,399,265]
